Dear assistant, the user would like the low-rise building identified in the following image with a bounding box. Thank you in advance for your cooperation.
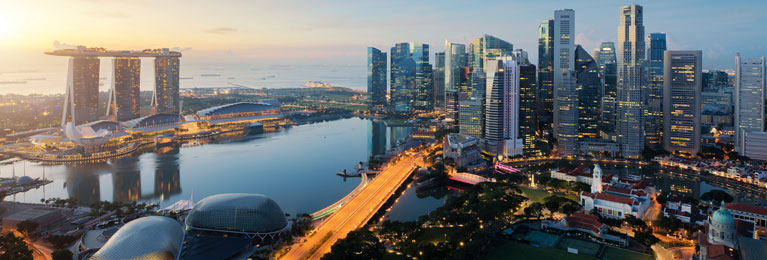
[443,133,483,170]
[579,165,653,219]
[1,207,64,233]
[725,203,767,237]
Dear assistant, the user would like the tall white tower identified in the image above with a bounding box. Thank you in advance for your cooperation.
[591,164,603,193]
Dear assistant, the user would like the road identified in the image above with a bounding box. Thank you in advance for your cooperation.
[652,244,694,260]
[282,149,426,260]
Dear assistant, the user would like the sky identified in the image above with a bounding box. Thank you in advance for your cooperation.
[1,0,765,71]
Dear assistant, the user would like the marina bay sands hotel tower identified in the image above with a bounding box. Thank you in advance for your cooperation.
[45,46,182,125]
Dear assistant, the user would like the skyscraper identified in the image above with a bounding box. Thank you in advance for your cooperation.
[62,56,100,126]
[537,19,555,147]
[601,63,618,134]
[575,45,601,139]
[108,57,141,122]
[469,34,514,73]
[557,70,579,156]
[367,47,387,111]
[390,43,415,113]
[735,54,767,153]
[459,97,483,140]
[553,9,575,138]
[154,54,180,114]
[597,42,617,75]
[484,56,523,157]
[645,33,666,150]
[445,42,468,93]
[663,50,702,155]
[433,52,446,110]
[519,62,540,157]
[617,4,645,158]
[411,43,433,113]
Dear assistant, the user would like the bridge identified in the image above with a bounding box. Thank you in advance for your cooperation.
[282,144,433,260]
[310,173,369,220]
[494,162,522,174]
[449,172,492,185]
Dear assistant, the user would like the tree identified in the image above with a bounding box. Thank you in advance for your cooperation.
[700,190,734,205]
[45,235,77,250]
[656,191,669,206]
[51,249,73,260]
[15,221,38,238]
[525,202,544,219]
[561,203,581,216]
[0,232,33,260]
[321,229,384,260]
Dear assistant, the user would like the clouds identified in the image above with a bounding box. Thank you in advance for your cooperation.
[205,27,238,35]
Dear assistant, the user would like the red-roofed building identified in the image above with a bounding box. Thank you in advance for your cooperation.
[541,213,629,247]
[578,164,652,219]
[725,203,767,236]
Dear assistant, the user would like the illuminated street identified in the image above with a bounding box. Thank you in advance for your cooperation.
[283,146,429,260]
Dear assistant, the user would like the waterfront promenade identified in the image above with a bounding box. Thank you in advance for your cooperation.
[283,147,428,260]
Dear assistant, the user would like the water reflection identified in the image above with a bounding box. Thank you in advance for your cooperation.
[111,157,141,202]
[64,166,101,205]
[153,146,181,200]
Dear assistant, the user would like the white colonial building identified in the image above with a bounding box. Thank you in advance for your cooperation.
[579,164,653,219]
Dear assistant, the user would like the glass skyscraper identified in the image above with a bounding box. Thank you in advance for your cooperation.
[390,42,431,113]
[663,51,702,155]
[367,47,387,111]
[645,33,666,149]
[597,42,617,75]
[469,34,513,74]
[557,70,579,156]
[537,19,555,148]
[617,4,646,158]
[433,52,445,110]
[575,45,602,140]
[519,62,540,157]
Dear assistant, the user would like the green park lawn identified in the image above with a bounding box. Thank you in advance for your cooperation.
[600,246,652,260]
[520,186,579,203]
[415,227,464,245]
[482,240,595,260]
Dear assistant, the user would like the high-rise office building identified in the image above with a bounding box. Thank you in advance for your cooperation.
[537,19,555,146]
[645,33,666,150]
[62,56,100,126]
[575,45,601,139]
[459,97,483,140]
[445,42,468,93]
[109,57,141,121]
[367,47,387,111]
[445,89,460,123]
[469,34,514,73]
[703,70,730,91]
[433,52,446,110]
[601,63,618,134]
[557,70,579,156]
[553,9,575,138]
[411,43,433,113]
[154,54,180,114]
[735,54,767,154]
[390,43,415,113]
[663,50,702,155]
[484,56,523,157]
[617,4,646,158]
[597,42,617,75]
[519,62,540,157]
[390,42,432,114]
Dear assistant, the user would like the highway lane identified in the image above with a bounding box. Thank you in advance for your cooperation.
[282,151,422,260]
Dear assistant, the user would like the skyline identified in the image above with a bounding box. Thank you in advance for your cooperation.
[1,0,766,72]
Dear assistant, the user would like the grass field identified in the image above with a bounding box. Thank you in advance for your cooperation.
[523,230,562,247]
[520,187,579,203]
[557,238,602,256]
[415,227,463,244]
[482,241,595,260]
[600,246,652,260]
